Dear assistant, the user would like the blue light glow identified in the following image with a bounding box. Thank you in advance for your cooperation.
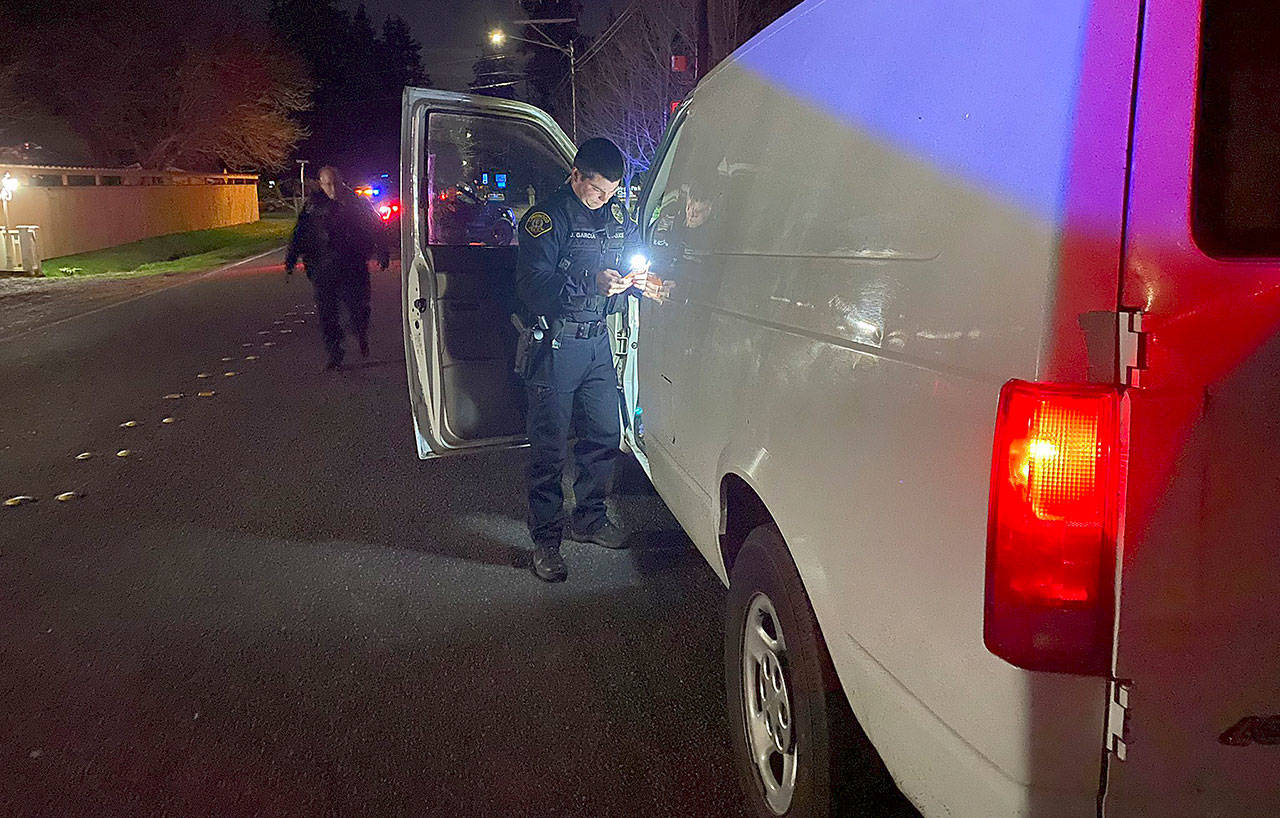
[737,0,1091,219]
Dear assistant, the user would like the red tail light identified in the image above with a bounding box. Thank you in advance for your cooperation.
[985,380,1129,674]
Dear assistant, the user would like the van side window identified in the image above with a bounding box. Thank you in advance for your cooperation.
[1192,0,1280,258]
[641,121,685,234]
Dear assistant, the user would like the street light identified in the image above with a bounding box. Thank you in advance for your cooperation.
[487,17,578,141]
[295,159,309,214]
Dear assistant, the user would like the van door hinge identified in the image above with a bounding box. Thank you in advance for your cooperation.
[1106,679,1133,761]
[1119,308,1146,387]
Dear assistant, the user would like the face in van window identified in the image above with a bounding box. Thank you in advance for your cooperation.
[685,195,713,229]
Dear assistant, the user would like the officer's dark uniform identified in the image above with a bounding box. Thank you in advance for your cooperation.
[286,191,388,366]
[516,183,641,554]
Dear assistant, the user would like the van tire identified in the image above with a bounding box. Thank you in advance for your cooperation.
[726,524,913,818]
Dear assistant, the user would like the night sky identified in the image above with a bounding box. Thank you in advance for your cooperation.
[354,0,611,91]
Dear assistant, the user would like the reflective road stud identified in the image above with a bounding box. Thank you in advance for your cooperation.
[164,393,184,400]
[119,420,138,428]
[197,391,215,397]
[161,417,177,424]
[55,492,77,502]
[116,449,131,457]
[4,495,36,507]
[75,452,93,460]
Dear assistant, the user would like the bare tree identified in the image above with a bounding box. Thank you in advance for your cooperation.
[707,0,800,65]
[572,0,799,190]
[140,36,312,171]
[575,2,697,189]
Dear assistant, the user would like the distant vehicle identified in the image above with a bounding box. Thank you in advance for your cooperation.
[375,200,401,225]
[433,182,516,246]
[399,1,1280,814]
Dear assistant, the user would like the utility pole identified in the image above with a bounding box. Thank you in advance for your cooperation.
[490,17,578,142]
[569,39,577,143]
[696,0,710,79]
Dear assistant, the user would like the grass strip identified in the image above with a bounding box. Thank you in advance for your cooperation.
[42,215,295,277]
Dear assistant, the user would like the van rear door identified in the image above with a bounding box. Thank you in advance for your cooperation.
[1107,1,1280,813]
[399,88,575,458]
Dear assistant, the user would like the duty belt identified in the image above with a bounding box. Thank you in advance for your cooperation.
[562,319,608,339]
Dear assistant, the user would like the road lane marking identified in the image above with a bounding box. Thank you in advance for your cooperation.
[0,245,286,344]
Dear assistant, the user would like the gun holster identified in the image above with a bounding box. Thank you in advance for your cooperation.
[512,314,550,380]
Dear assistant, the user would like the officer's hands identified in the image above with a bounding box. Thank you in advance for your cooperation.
[642,274,675,303]
[626,267,649,294]
[596,268,631,296]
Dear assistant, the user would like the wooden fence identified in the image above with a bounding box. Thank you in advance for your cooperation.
[0,164,259,259]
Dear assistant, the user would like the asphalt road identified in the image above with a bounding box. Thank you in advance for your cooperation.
[0,251,746,818]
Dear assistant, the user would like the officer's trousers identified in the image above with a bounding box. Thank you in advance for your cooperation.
[525,332,620,546]
[311,267,370,363]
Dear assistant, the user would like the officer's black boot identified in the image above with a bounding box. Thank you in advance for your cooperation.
[567,518,628,550]
[530,543,568,582]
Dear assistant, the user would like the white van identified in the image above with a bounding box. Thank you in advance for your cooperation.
[399,0,1280,814]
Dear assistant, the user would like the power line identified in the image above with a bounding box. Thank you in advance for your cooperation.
[576,1,640,66]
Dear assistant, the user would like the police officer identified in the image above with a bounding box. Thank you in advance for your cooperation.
[285,166,389,370]
[516,138,651,582]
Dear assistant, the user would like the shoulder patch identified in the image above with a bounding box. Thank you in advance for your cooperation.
[524,211,553,237]
[610,202,624,223]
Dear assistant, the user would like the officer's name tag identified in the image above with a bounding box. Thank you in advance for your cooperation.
[569,231,598,240]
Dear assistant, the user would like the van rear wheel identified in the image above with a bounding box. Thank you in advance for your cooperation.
[726,524,913,818]
[726,524,837,817]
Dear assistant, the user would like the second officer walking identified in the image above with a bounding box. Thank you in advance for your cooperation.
[285,166,389,371]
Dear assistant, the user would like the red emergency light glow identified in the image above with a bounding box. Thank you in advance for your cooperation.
[985,380,1129,674]
[377,201,399,222]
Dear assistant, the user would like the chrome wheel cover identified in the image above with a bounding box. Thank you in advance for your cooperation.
[741,592,797,814]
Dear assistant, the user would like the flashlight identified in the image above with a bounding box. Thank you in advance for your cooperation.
[629,253,649,272]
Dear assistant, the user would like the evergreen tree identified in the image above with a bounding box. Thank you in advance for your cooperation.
[469,47,520,101]
[268,1,430,178]
[518,0,581,121]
